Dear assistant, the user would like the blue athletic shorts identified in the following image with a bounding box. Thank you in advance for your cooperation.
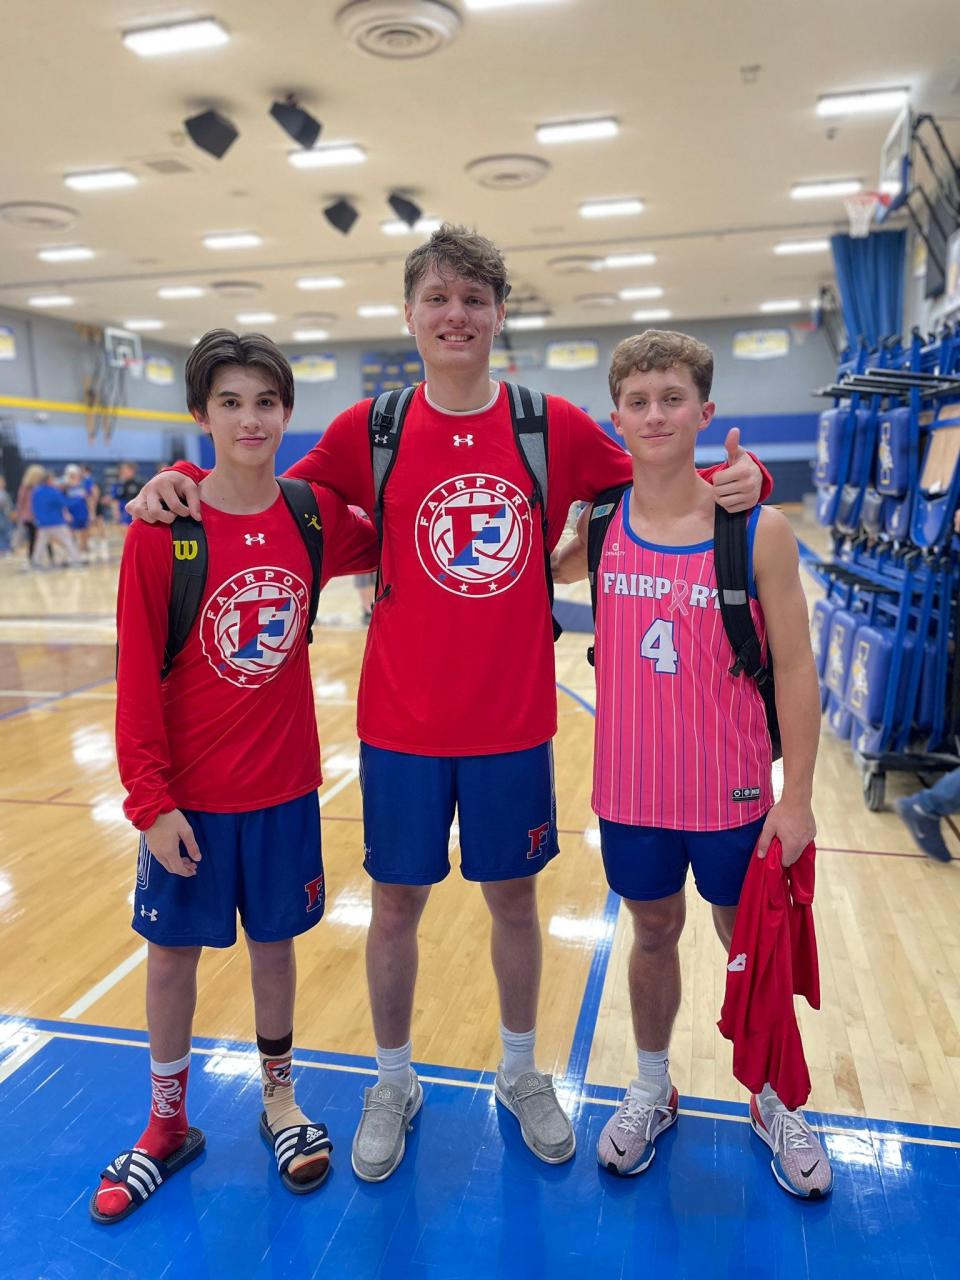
[131,792,325,947]
[598,814,767,906]
[359,742,558,885]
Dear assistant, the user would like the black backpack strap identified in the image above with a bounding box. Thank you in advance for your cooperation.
[368,385,416,604]
[585,483,631,667]
[277,476,324,643]
[714,505,782,760]
[503,381,561,640]
[162,518,208,679]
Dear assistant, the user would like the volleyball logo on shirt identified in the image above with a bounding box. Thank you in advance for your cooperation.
[200,566,309,688]
[415,473,533,597]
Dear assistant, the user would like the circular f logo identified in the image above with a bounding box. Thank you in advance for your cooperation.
[200,566,309,687]
[415,473,533,597]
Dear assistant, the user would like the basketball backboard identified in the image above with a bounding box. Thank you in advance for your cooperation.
[104,326,143,369]
[877,103,913,220]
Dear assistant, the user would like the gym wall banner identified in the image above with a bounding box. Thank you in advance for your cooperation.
[0,325,15,360]
[944,229,960,317]
[732,329,790,360]
[145,355,175,386]
[361,352,424,398]
[546,340,599,371]
[291,354,338,383]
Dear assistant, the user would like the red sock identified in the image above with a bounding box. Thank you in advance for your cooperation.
[95,1054,191,1218]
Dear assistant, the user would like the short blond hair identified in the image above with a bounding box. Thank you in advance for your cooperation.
[608,329,714,405]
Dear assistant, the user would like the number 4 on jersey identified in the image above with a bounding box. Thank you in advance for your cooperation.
[640,619,678,674]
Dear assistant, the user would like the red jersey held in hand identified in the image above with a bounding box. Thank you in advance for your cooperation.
[717,838,820,1110]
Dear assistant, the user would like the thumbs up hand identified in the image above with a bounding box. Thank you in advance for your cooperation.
[712,427,762,512]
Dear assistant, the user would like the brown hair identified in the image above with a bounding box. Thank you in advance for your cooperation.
[185,329,294,417]
[608,329,714,405]
[403,223,510,304]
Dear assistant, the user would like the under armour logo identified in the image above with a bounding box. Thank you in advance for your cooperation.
[374,433,389,445]
[727,952,747,972]
[453,434,474,447]
[244,533,266,545]
[140,905,158,922]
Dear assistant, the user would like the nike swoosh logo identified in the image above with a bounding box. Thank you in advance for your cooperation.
[801,1161,820,1178]
[611,1139,626,1157]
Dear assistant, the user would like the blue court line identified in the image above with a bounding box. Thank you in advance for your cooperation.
[0,674,115,722]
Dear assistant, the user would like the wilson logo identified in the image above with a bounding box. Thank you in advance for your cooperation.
[173,540,199,561]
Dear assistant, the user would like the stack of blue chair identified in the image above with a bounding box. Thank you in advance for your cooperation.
[809,326,960,809]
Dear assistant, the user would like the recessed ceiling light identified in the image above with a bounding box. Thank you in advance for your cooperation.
[537,118,618,145]
[157,286,205,300]
[292,329,330,342]
[816,88,909,118]
[236,312,277,325]
[123,18,230,58]
[296,276,345,290]
[37,245,94,263]
[124,318,164,330]
[203,232,263,250]
[618,286,664,301]
[288,144,367,169]
[507,315,547,330]
[774,239,831,255]
[791,179,862,200]
[28,294,75,308]
[601,252,657,269]
[759,299,803,313]
[631,308,672,322]
[580,198,644,219]
[358,304,400,318]
[381,217,442,236]
[64,169,137,191]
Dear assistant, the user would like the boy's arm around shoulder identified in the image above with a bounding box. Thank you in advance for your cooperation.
[552,504,590,583]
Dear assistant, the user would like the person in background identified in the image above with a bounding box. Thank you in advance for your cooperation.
[0,476,13,556]
[16,464,48,564]
[31,468,81,568]
[64,464,91,558]
[112,462,142,534]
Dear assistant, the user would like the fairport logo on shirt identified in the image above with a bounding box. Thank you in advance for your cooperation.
[200,565,309,688]
[415,473,533,597]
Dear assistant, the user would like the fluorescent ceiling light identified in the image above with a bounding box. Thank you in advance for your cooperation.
[292,329,330,342]
[580,198,644,219]
[816,88,909,118]
[631,309,672,322]
[381,217,442,236]
[37,245,94,263]
[537,118,618,145]
[507,315,546,330]
[28,294,74,308]
[774,239,831,255]
[791,179,862,200]
[601,252,656,269]
[123,18,229,58]
[203,232,263,250]
[124,318,163,330]
[358,304,399,317]
[618,286,664,301]
[296,276,344,290]
[288,144,366,169]
[236,312,276,325]
[157,285,205,299]
[759,299,803,313]
[64,169,137,191]
[466,0,559,9]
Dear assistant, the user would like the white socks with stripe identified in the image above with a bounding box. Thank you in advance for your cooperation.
[376,1040,413,1095]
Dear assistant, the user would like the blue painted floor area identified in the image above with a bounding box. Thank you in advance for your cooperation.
[1,1020,957,1279]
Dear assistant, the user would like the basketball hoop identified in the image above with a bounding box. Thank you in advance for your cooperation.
[843,191,890,238]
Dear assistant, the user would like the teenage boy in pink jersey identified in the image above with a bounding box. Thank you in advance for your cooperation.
[555,330,830,1198]
[126,229,769,1183]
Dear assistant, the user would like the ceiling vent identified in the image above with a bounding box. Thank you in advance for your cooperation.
[141,156,193,175]
[295,310,338,324]
[466,155,550,191]
[574,292,619,309]
[209,280,263,298]
[336,0,461,59]
[547,254,602,274]
[0,202,78,231]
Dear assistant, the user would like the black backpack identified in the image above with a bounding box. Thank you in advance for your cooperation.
[585,485,781,759]
[366,381,562,640]
[161,476,325,679]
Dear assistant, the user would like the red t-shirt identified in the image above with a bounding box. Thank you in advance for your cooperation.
[116,484,377,830]
[174,383,771,756]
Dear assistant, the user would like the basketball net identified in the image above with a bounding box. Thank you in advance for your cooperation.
[843,191,889,238]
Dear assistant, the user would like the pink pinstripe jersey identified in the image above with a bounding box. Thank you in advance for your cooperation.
[592,493,773,830]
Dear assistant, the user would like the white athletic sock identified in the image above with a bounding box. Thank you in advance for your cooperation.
[499,1024,537,1082]
[376,1041,413,1093]
[757,1081,786,1117]
[634,1048,671,1101]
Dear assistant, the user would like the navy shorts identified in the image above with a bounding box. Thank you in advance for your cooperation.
[598,815,767,906]
[359,742,558,885]
[132,792,325,947]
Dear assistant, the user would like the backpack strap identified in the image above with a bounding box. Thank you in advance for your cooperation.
[502,381,561,641]
[368,386,417,603]
[713,505,782,760]
[277,477,324,643]
[162,518,208,679]
[585,483,631,667]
